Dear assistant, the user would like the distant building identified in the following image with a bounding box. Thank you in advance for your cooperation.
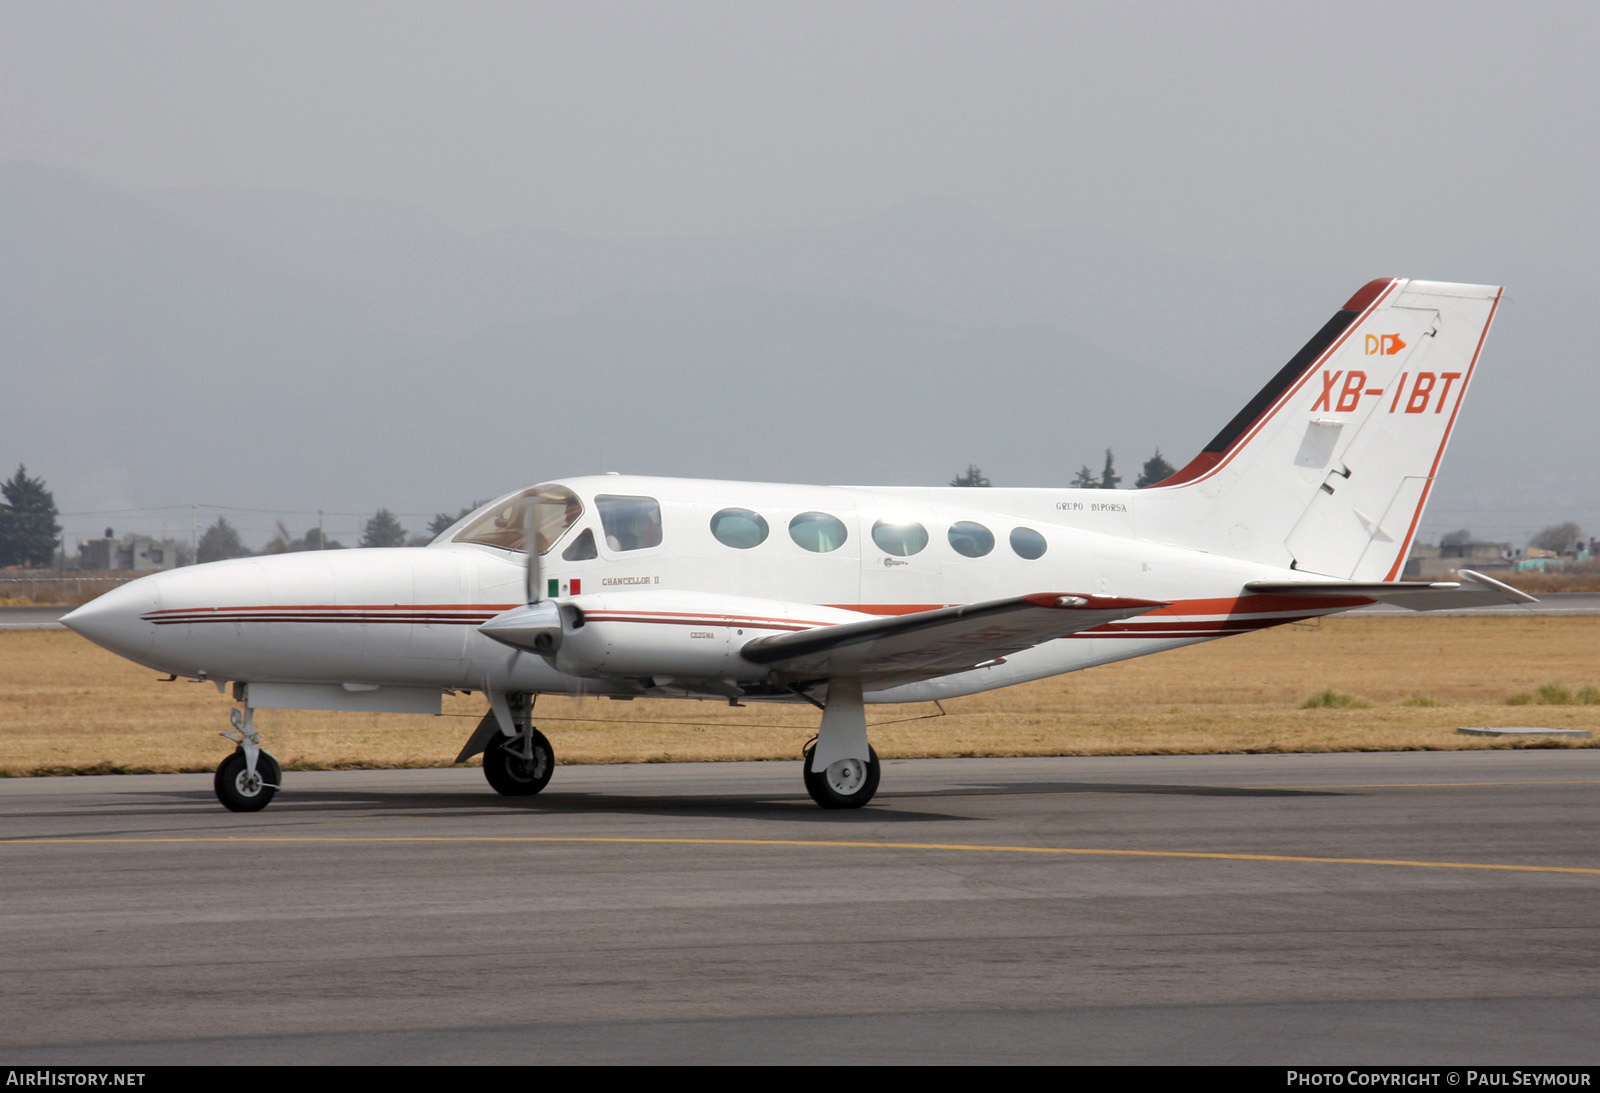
[1404,540,1513,578]
[78,533,183,572]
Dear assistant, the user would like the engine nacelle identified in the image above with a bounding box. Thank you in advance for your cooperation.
[480,590,866,683]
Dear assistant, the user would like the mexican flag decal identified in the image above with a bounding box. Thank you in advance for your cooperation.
[547,578,581,597]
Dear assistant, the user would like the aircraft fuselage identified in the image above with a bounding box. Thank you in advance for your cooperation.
[65,475,1341,709]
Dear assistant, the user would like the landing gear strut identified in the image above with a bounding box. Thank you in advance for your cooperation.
[801,678,880,809]
[478,694,555,797]
[215,705,281,813]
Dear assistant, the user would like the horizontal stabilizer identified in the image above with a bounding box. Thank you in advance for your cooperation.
[741,593,1165,685]
[1245,569,1535,611]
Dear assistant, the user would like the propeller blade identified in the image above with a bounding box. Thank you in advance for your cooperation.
[524,498,541,604]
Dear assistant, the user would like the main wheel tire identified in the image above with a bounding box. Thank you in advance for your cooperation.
[483,728,555,796]
[214,749,279,813]
[802,745,880,809]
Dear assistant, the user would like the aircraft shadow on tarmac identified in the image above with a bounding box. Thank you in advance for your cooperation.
[110,776,1348,826]
[150,786,968,823]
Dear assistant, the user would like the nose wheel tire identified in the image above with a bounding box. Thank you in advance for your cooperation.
[483,728,555,796]
[802,745,880,809]
[214,749,281,813]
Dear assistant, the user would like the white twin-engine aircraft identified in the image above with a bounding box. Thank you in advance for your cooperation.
[64,278,1531,813]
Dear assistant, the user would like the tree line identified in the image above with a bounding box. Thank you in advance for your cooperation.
[195,505,481,562]
[5,459,1589,568]
[952,450,1177,490]
[0,462,485,568]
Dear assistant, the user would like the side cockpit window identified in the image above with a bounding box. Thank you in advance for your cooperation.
[561,528,598,561]
[453,485,583,555]
[596,495,662,552]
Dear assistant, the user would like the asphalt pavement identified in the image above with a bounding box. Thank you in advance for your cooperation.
[3,752,1598,1064]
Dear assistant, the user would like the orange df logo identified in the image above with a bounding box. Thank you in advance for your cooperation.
[1365,333,1407,356]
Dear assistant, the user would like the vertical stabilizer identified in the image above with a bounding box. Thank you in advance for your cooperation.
[1139,278,1502,580]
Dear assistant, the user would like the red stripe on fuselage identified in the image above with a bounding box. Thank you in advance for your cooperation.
[143,603,515,616]
[141,594,1366,635]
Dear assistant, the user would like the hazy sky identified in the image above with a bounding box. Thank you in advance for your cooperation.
[4,1,1596,270]
[3,2,1596,550]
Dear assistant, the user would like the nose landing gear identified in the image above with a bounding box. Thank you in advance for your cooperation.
[215,748,281,812]
[212,710,284,812]
[215,706,281,813]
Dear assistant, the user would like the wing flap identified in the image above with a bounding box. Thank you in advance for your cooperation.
[1245,568,1535,611]
[741,593,1166,685]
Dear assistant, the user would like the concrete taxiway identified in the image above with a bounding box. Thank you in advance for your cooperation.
[3,751,1599,1064]
[0,606,76,630]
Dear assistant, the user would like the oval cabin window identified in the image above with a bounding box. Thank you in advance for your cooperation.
[710,508,769,549]
[1010,527,1048,560]
[789,512,848,553]
[947,521,995,558]
[871,519,928,557]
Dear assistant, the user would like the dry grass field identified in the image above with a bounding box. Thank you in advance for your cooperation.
[2,615,1597,777]
[1496,561,1600,594]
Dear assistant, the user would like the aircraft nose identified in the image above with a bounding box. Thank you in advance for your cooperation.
[60,575,162,662]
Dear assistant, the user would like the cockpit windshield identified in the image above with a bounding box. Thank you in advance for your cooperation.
[452,484,583,555]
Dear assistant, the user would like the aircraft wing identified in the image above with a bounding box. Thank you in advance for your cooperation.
[740,593,1165,686]
[1244,568,1536,611]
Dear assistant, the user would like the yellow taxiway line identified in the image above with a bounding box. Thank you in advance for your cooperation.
[1256,779,1600,790]
[3,834,1598,876]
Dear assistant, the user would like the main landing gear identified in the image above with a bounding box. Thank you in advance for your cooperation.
[800,678,880,809]
[803,744,881,809]
[215,706,281,813]
[482,722,554,796]
[461,694,555,798]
